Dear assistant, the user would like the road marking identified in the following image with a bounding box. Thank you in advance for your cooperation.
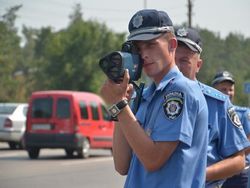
[0,151,26,158]
[60,157,113,166]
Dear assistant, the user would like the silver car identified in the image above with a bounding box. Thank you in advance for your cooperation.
[0,103,28,149]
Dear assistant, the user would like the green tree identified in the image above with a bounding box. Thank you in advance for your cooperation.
[20,26,40,97]
[0,5,24,102]
[198,29,250,106]
[31,4,125,93]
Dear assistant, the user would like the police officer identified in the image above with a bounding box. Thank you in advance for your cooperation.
[100,9,208,188]
[212,71,250,188]
[174,27,250,188]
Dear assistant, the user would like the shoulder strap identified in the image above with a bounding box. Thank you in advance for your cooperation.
[199,82,227,102]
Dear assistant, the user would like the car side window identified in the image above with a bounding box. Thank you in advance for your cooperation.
[0,105,16,114]
[90,102,99,120]
[79,101,89,119]
[56,98,70,118]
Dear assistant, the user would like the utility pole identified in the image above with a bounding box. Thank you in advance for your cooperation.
[144,0,147,9]
[187,0,193,27]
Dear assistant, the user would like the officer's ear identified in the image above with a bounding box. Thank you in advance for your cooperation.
[196,56,203,73]
[168,38,177,52]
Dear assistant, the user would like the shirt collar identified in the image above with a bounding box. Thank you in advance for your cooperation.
[142,66,180,99]
[157,66,180,91]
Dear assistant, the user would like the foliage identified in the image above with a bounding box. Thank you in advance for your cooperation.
[0,4,125,102]
[0,5,23,102]
[198,29,250,106]
[29,4,125,95]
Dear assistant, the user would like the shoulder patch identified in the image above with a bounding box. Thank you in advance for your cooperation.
[163,91,184,120]
[227,107,243,129]
[201,85,227,102]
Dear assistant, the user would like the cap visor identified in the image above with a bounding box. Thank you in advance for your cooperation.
[177,38,199,53]
[127,33,162,41]
[212,77,235,86]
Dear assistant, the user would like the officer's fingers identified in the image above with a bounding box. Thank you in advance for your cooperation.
[127,84,134,100]
[128,83,134,93]
[122,69,130,87]
[101,79,113,91]
[100,80,108,95]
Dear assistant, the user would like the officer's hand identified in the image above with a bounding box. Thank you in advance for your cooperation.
[100,69,132,104]
[122,69,134,101]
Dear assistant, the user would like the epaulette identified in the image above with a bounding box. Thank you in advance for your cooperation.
[234,105,249,112]
[199,83,227,102]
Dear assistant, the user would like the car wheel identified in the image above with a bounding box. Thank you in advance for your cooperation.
[27,148,40,159]
[18,136,25,149]
[65,149,74,158]
[8,142,18,149]
[77,138,90,158]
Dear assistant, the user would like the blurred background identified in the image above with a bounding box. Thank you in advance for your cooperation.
[0,0,250,106]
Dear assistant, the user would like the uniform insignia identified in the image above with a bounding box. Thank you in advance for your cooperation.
[247,112,250,121]
[227,107,243,129]
[200,83,227,102]
[222,71,231,77]
[163,91,184,120]
[176,28,188,37]
[132,14,143,28]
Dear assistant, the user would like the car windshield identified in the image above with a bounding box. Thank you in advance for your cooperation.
[32,98,53,118]
[0,105,17,114]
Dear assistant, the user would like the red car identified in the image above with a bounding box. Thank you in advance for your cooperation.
[24,90,114,159]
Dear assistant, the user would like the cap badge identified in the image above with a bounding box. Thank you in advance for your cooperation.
[177,28,188,37]
[222,71,230,77]
[132,14,143,28]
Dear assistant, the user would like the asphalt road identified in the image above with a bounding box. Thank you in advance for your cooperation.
[0,142,126,188]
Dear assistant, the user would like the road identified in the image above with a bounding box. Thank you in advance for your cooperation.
[0,142,126,188]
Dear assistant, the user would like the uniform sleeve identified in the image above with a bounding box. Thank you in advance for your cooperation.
[150,90,198,147]
[242,109,250,136]
[218,100,250,157]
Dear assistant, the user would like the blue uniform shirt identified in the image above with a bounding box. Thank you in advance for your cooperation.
[234,106,250,165]
[198,83,250,188]
[124,66,208,188]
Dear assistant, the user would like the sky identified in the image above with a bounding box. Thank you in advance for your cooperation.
[0,0,250,39]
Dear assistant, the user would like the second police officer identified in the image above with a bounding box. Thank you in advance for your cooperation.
[174,27,250,188]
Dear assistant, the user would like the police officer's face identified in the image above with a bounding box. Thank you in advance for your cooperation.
[214,81,235,101]
[135,34,177,84]
[175,45,202,80]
